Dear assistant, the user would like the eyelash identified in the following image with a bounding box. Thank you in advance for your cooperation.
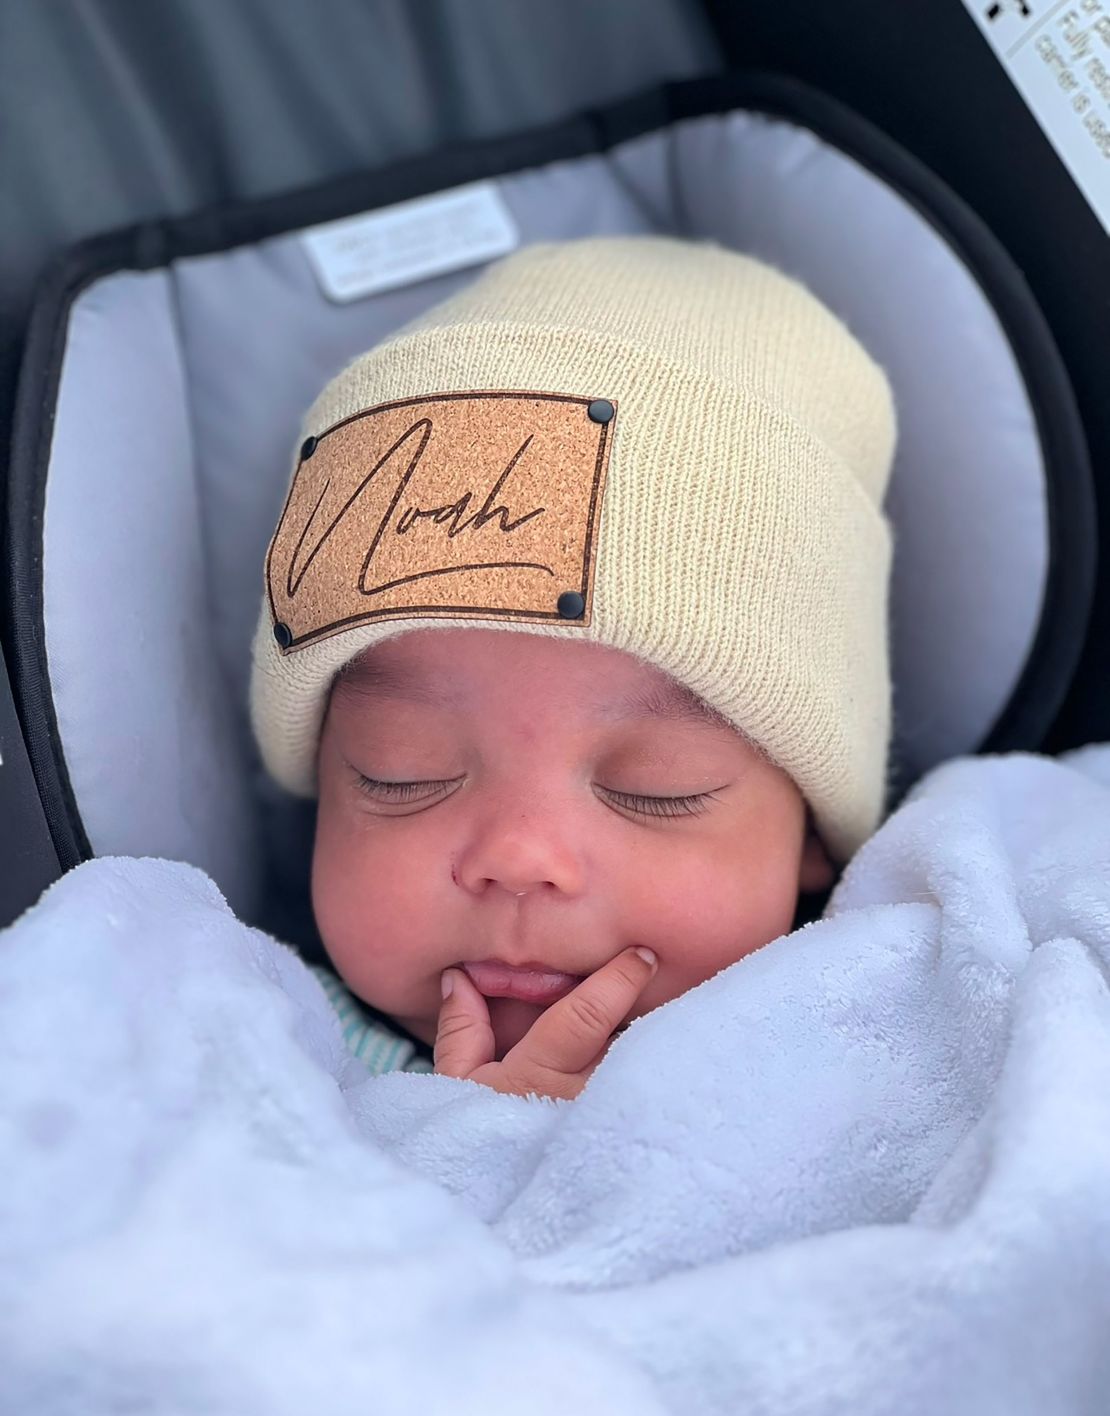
[603,788,717,819]
[355,774,441,804]
[353,774,718,818]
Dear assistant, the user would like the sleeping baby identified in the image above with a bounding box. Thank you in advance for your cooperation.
[249,235,896,1100]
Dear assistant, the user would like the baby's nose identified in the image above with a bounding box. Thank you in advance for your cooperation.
[450,790,588,900]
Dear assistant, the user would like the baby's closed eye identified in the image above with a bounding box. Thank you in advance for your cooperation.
[350,769,724,819]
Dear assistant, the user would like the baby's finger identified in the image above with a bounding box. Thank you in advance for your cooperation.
[434,968,495,1079]
[515,946,657,1077]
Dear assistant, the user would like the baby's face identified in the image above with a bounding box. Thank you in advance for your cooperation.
[313,629,832,1060]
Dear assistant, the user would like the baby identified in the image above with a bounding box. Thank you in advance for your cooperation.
[250,236,896,1099]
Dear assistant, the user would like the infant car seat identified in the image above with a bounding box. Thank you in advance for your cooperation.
[2,0,1104,945]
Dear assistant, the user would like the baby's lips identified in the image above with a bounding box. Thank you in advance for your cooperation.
[460,960,584,1004]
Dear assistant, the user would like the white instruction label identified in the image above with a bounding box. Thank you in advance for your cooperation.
[961,0,1110,235]
[301,180,519,302]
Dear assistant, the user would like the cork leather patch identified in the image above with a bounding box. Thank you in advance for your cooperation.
[266,391,616,651]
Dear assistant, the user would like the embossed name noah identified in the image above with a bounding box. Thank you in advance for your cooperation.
[266,390,615,650]
[286,419,551,601]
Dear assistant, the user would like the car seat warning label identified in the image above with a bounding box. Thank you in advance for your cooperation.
[962,0,1110,234]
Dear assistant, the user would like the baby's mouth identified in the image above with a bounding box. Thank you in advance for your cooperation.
[460,960,584,1004]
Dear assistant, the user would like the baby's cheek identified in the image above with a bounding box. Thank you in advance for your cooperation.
[625,849,799,1003]
[311,823,412,989]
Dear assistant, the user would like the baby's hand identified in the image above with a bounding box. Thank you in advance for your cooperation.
[433,947,658,1100]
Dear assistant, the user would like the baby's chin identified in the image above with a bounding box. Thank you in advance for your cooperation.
[485,998,640,1064]
[397,996,548,1061]
[486,997,549,1061]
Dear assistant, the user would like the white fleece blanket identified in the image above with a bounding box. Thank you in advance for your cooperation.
[4,748,1110,1416]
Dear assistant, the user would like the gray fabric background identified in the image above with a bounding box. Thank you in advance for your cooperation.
[0,0,721,448]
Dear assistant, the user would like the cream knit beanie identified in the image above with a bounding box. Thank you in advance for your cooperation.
[250,236,896,861]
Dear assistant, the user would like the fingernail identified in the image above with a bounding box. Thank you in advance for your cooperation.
[634,947,657,967]
[441,970,456,999]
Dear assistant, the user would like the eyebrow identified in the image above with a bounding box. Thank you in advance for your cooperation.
[335,659,454,709]
[334,657,737,733]
[594,681,738,733]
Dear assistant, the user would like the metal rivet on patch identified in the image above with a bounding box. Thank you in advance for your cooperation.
[557,591,586,619]
[273,621,293,649]
[300,435,318,461]
[587,399,614,425]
